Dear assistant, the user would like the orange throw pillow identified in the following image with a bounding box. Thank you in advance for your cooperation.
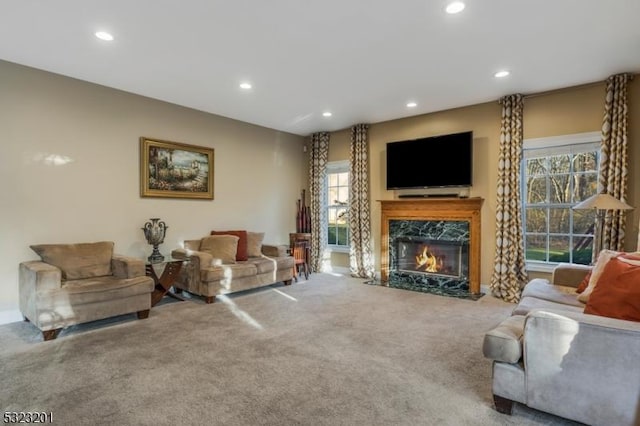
[584,256,640,322]
[576,271,592,294]
[210,230,248,261]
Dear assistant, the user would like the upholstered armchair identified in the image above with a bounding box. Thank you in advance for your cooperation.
[19,241,155,341]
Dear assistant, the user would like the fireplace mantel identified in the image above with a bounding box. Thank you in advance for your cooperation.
[379,197,483,294]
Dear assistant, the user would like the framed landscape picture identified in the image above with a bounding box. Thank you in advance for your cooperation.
[140,137,214,199]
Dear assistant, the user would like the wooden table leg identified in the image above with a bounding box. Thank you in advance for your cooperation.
[146,261,184,307]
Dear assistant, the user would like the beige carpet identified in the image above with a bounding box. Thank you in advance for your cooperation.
[0,273,579,425]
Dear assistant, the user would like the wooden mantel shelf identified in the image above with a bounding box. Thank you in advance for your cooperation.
[378,197,483,212]
[379,197,483,294]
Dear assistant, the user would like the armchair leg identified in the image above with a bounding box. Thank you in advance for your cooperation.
[205,296,216,304]
[137,309,150,319]
[173,287,183,294]
[283,279,292,286]
[493,394,514,415]
[23,316,30,322]
[42,328,61,341]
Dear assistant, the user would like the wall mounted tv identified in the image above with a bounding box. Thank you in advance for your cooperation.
[386,131,473,189]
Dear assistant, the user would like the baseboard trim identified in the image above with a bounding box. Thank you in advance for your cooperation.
[325,266,351,275]
[0,309,23,325]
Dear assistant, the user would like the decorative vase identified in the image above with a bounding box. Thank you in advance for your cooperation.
[142,218,168,263]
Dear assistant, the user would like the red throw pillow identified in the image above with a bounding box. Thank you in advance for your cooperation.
[210,230,248,261]
[584,257,640,322]
[576,271,592,294]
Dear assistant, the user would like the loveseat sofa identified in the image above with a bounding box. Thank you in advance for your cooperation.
[483,262,640,426]
[171,232,294,303]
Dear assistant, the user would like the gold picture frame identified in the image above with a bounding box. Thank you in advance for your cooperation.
[140,137,214,199]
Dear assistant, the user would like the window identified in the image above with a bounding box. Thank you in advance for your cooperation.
[326,161,350,249]
[522,132,600,267]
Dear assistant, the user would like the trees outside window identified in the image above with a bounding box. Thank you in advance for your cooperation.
[522,134,600,265]
[326,162,349,248]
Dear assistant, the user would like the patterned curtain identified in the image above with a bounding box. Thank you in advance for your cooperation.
[490,94,528,303]
[349,124,375,278]
[309,132,329,272]
[599,73,633,253]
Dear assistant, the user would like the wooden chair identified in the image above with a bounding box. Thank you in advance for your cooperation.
[289,232,312,273]
[291,241,309,282]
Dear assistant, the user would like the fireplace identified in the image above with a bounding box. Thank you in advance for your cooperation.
[388,219,470,296]
[380,198,483,296]
[396,238,465,279]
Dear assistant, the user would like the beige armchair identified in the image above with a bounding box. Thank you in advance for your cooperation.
[20,241,155,341]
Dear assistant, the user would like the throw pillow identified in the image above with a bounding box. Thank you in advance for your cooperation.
[576,271,592,294]
[577,249,620,303]
[30,241,114,280]
[246,232,265,258]
[200,235,239,264]
[584,255,640,322]
[210,230,248,261]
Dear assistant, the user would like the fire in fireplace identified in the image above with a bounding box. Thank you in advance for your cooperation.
[396,238,464,279]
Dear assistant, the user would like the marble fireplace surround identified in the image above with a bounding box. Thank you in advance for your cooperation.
[380,198,483,295]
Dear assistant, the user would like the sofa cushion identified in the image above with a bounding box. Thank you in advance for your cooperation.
[248,257,276,274]
[584,255,640,322]
[247,232,265,258]
[521,279,584,307]
[245,256,294,274]
[512,296,585,316]
[200,235,239,264]
[30,241,114,280]
[211,230,248,261]
[200,263,258,282]
[552,263,592,287]
[578,249,621,303]
[57,275,154,305]
[483,315,526,363]
[576,271,591,293]
[579,250,640,303]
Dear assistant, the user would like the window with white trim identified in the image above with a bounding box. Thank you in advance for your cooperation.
[521,132,600,267]
[326,161,350,249]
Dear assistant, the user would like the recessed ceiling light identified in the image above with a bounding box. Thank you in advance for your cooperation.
[494,70,510,78]
[95,31,114,41]
[239,82,252,89]
[406,102,417,108]
[322,112,332,117]
[445,1,465,14]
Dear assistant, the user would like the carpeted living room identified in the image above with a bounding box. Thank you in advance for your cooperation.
[1,2,640,426]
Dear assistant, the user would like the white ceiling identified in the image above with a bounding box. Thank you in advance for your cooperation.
[1,1,639,136]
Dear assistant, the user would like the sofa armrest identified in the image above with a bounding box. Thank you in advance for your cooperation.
[171,248,189,260]
[111,255,146,278]
[522,309,640,425]
[551,263,592,288]
[262,244,288,257]
[19,261,62,292]
[171,249,214,292]
[19,261,62,322]
[171,248,214,267]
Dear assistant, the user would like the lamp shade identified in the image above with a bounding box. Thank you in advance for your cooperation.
[573,193,633,211]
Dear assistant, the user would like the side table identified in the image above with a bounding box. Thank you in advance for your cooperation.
[145,257,185,307]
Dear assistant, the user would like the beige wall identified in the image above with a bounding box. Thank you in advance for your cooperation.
[327,80,640,284]
[0,60,306,322]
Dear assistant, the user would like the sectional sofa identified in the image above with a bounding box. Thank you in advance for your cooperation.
[483,261,640,426]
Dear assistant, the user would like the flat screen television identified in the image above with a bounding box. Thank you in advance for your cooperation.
[386,131,473,189]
